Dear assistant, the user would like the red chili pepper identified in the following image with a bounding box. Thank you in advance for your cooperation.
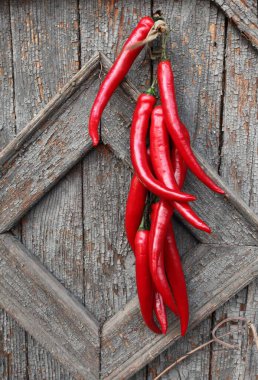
[89,17,154,146]
[168,147,191,336]
[171,146,187,190]
[125,172,168,334]
[165,223,189,336]
[154,292,167,334]
[135,230,162,334]
[157,60,224,195]
[149,202,178,315]
[150,106,211,233]
[125,173,147,251]
[130,93,196,202]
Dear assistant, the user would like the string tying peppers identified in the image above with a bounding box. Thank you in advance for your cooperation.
[88,12,225,337]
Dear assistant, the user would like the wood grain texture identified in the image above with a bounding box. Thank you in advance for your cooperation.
[9,0,80,133]
[212,0,258,51]
[0,311,28,379]
[0,0,15,150]
[82,145,135,322]
[210,20,258,379]
[0,233,99,380]
[146,318,212,380]
[79,0,152,92]
[1,2,258,379]
[101,244,258,379]
[0,61,99,233]
[0,1,28,378]
[9,1,83,378]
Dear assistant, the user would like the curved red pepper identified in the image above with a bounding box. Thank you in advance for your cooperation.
[89,17,154,146]
[125,173,147,251]
[167,146,190,335]
[157,60,224,195]
[154,292,167,334]
[130,93,196,202]
[125,173,167,334]
[149,202,178,315]
[165,223,189,336]
[150,106,211,233]
[135,230,162,334]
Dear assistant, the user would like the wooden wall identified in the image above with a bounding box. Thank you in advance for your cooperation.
[0,0,257,378]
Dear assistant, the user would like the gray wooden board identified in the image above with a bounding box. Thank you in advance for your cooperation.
[0,54,99,233]
[212,0,258,51]
[9,1,83,378]
[79,0,152,91]
[0,0,15,150]
[0,233,99,380]
[0,1,28,378]
[101,243,258,379]
[210,20,258,379]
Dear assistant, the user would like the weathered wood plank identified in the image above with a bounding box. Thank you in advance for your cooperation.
[9,1,84,378]
[0,57,99,233]
[0,233,100,380]
[210,20,258,379]
[0,53,99,167]
[0,0,15,150]
[146,319,212,380]
[82,145,135,322]
[0,1,28,377]
[0,311,28,380]
[9,0,80,133]
[212,0,258,51]
[101,243,258,379]
[79,0,152,91]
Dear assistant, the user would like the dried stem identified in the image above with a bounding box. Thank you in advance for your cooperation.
[154,317,258,380]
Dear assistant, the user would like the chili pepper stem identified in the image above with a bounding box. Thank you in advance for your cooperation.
[139,215,146,230]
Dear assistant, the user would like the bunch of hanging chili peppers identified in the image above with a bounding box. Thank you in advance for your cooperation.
[88,14,224,336]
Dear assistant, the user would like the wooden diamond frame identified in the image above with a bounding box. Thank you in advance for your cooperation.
[0,53,258,380]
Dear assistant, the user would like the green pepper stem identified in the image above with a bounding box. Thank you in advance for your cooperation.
[138,216,145,230]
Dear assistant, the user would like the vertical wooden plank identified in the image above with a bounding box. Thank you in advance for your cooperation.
[0,312,28,380]
[0,1,28,378]
[9,0,81,378]
[80,0,152,91]
[210,20,258,379]
[82,145,133,321]
[0,0,15,149]
[145,1,226,378]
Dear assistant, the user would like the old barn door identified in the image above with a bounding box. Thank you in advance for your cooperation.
[0,1,258,379]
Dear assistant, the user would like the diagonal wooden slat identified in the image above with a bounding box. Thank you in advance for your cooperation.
[101,243,258,379]
[0,233,100,380]
[212,0,258,51]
